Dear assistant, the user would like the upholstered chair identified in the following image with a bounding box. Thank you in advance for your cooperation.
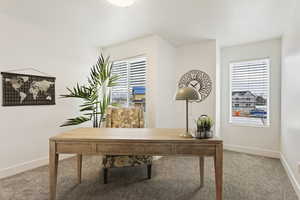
[102,106,153,184]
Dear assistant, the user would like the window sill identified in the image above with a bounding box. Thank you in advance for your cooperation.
[228,121,270,128]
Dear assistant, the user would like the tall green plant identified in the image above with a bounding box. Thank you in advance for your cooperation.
[60,54,118,128]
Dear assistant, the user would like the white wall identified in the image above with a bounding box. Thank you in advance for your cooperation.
[220,39,281,158]
[281,0,300,196]
[102,35,177,128]
[103,35,181,129]
[0,13,97,178]
[155,37,177,128]
[175,41,217,131]
[103,37,218,130]
[215,42,221,137]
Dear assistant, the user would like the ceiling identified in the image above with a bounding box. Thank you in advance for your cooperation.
[0,0,295,47]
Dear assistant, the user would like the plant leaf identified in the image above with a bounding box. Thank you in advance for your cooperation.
[60,116,91,127]
[60,53,119,128]
[80,105,95,112]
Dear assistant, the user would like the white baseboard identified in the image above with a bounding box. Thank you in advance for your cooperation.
[224,144,280,158]
[0,154,74,179]
[280,154,300,199]
[0,154,160,180]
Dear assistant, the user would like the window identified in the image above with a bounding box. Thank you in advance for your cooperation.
[230,59,270,126]
[111,57,146,110]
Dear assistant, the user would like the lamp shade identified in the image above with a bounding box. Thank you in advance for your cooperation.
[175,87,200,101]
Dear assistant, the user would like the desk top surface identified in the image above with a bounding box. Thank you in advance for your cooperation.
[50,128,222,143]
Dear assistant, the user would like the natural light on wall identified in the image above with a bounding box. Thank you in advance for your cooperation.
[229,59,270,127]
[106,0,137,7]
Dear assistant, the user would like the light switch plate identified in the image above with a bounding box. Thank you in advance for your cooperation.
[298,162,300,174]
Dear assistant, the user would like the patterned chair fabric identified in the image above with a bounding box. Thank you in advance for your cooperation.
[102,107,153,169]
[105,106,145,129]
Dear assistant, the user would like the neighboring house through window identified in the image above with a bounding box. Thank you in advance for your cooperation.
[230,58,270,126]
[111,57,146,111]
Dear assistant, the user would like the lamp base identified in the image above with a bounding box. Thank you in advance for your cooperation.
[179,132,193,138]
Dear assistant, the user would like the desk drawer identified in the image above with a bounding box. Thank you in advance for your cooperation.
[97,144,145,154]
[144,144,173,155]
[56,143,94,153]
[175,144,215,156]
[96,143,173,155]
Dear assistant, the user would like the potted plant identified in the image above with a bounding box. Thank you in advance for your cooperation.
[195,115,214,139]
[60,54,118,128]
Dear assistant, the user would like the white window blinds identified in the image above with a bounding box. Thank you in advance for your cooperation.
[128,58,146,92]
[111,61,128,105]
[230,59,270,126]
[111,57,146,106]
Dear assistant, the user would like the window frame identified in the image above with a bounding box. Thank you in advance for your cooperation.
[111,56,147,108]
[229,58,270,127]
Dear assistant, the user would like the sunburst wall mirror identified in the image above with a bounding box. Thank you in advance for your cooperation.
[178,69,212,102]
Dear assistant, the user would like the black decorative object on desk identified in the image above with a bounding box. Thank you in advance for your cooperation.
[194,115,214,139]
[1,72,55,106]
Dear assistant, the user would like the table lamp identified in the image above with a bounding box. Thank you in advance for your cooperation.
[175,87,200,137]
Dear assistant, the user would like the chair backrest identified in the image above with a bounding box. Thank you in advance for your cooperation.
[105,107,144,128]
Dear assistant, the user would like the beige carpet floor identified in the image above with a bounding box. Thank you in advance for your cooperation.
[0,151,298,200]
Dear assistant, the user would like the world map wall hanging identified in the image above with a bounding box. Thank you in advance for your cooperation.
[1,72,56,106]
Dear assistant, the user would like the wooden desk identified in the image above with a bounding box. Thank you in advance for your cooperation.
[49,128,223,200]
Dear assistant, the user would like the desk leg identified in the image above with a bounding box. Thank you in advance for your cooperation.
[214,144,223,200]
[77,154,82,184]
[49,141,59,200]
[199,156,204,188]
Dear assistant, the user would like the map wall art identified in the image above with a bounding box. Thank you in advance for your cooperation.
[1,72,56,106]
